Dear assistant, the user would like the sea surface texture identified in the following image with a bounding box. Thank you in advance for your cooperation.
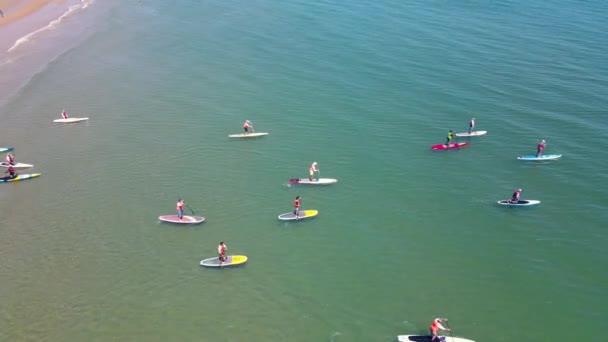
[1,0,607,341]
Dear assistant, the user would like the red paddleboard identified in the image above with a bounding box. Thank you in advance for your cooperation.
[431,142,469,150]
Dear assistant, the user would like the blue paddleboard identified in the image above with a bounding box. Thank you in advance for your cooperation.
[517,154,561,161]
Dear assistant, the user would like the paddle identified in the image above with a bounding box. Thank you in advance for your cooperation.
[444,319,454,342]
[251,122,255,134]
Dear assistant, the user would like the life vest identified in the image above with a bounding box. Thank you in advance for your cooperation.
[429,320,441,332]
[293,199,300,208]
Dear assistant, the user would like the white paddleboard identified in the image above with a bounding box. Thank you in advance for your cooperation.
[288,178,337,185]
[228,132,269,138]
[497,199,541,206]
[0,162,34,169]
[397,335,475,342]
[454,130,487,137]
[278,209,319,221]
[517,154,561,161]
[53,117,89,123]
[200,255,248,267]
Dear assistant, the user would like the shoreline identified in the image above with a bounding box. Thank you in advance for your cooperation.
[0,0,64,27]
[0,0,84,54]
[0,0,93,106]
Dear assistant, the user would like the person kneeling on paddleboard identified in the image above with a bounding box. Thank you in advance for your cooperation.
[510,188,522,203]
[293,196,301,218]
[469,117,475,134]
[536,139,545,157]
[5,165,16,179]
[445,130,454,146]
[5,153,14,165]
[309,162,318,181]
[243,120,251,134]
[176,199,186,219]
[429,318,450,341]
[218,241,227,263]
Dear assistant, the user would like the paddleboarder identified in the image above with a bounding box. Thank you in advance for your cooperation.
[243,120,252,134]
[176,199,186,219]
[510,188,522,203]
[5,153,14,165]
[536,139,546,157]
[468,117,475,133]
[217,241,227,263]
[445,130,455,146]
[5,164,16,179]
[61,110,68,119]
[309,161,319,181]
[293,195,301,218]
[429,318,450,341]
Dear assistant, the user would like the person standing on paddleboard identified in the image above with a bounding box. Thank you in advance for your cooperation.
[468,117,475,133]
[5,153,14,165]
[176,199,186,219]
[536,139,545,157]
[510,188,522,203]
[445,130,455,146]
[217,241,227,263]
[293,195,301,218]
[429,318,450,341]
[243,120,252,134]
[61,110,68,119]
[5,164,16,179]
[309,162,319,181]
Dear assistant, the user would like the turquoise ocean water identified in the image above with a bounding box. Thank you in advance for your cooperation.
[1,0,607,341]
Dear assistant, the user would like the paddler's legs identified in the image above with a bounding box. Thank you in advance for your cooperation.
[177,209,183,219]
[430,329,438,341]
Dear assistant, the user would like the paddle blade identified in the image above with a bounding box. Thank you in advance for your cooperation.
[288,179,300,183]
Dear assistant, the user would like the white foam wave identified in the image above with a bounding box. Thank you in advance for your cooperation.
[7,0,95,53]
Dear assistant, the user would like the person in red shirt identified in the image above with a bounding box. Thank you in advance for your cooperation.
[217,241,227,263]
[510,188,522,203]
[176,199,186,219]
[429,318,450,341]
[293,195,301,218]
[5,153,14,165]
[5,164,16,178]
[536,139,546,157]
[243,120,252,134]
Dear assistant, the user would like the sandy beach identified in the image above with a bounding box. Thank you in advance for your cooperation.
[0,0,65,26]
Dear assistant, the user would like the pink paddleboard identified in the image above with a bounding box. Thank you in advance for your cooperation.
[431,142,469,150]
[158,215,205,224]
